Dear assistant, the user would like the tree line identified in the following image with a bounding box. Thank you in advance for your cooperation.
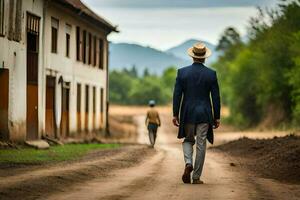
[213,0,300,128]
[109,0,300,128]
[109,67,177,105]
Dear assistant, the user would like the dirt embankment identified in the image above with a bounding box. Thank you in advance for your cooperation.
[108,105,173,143]
[109,114,138,142]
[213,134,300,184]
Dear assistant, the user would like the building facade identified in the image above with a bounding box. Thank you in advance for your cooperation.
[0,0,117,142]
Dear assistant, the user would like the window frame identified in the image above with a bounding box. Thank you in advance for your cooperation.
[51,17,59,54]
[88,32,92,65]
[100,87,104,124]
[51,27,58,53]
[0,0,5,37]
[76,26,81,61]
[93,36,97,66]
[98,39,104,70]
[65,23,71,58]
[82,30,87,64]
[93,86,96,114]
[66,32,70,57]
[77,83,81,112]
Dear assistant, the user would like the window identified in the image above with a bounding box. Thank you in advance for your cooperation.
[99,39,104,69]
[85,85,89,113]
[92,87,96,129]
[26,13,40,84]
[66,33,70,57]
[93,36,97,66]
[8,0,13,40]
[85,85,89,131]
[51,17,59,53]
[82,30,86,63]
[14,0,21,41]
[100,88,104,123]
[51,27,57,53]
[91,34,94,66]
[7,0,22,41]
[77,84,81,112]
[88,33,92,65]
[77,83,82,131]
[65,24,71,57]
[93,87,96,114]
[0,0,4,36]
[76,26,80,61]
[100,88,104,113]
[95,38,99,67]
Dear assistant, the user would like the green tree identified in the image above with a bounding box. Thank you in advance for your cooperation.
[213,27,244,106]
[109,67,176,105]
[216,27,242,52]
[213,1,300,127]
[143,68,150,77]
[287,31,300,123]
[162,66,177,89]
[128,65,138,78]
[128,77,170,105]
[109,70,133,104]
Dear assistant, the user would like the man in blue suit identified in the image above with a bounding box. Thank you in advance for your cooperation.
[172,42,221,184]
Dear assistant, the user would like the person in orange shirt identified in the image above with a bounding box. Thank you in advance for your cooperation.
[145,100,161,148]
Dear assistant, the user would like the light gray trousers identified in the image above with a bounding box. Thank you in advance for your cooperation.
[182,123,209,180]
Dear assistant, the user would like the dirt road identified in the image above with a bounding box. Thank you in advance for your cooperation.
[1,113,300,200]
[46,114,300,200]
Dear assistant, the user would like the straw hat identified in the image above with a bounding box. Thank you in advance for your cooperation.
[187,42,212,59]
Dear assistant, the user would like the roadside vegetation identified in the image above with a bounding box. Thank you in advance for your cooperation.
[0,143,121,164]
[109,1,300,130]
[109,66,177,105]
[213,0,300,128]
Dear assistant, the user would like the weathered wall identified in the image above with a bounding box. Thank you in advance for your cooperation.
[0,0,109,142]
[0,0,44,142]
[43,3,108,136]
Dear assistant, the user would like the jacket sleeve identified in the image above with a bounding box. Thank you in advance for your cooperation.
[173,70,183,117]
[211,71,221,120]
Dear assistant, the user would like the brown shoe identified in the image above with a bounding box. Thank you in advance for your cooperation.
[192,179,204,184]
[182,164,193,184]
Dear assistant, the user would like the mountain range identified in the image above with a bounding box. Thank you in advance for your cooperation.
[109,39,219,75]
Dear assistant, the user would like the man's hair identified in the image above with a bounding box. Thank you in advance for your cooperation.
[193,58,206,63]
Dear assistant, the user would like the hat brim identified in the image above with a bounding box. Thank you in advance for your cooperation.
[187,47,212,59]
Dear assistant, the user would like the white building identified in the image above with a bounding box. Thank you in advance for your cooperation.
[0,0,117,142]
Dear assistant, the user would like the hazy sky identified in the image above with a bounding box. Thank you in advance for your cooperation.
[82,0,278,50]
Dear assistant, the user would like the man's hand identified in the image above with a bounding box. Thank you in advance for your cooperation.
[172,116,180,127]
[214,119,220,129]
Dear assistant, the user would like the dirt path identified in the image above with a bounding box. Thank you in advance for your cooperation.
[44,114,300,200]
[0,145,155,200]
[1,112,299,200]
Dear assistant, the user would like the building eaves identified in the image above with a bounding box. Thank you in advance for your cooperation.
[53,0,119,33]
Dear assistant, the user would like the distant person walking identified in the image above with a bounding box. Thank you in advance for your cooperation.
[145,100,161,148]
[172,43,221,184]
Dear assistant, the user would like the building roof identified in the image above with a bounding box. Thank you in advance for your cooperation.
[53,0,118,33]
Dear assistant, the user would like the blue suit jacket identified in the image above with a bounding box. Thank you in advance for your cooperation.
[173,63,221,144]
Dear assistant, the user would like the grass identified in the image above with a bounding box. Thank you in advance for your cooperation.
[0,143,121,164]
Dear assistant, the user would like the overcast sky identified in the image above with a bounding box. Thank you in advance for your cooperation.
[83,0,277,8]
[82,0,279,50]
